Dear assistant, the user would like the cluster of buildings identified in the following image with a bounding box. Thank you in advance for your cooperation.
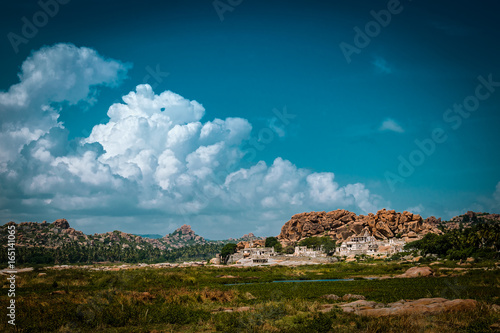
[227,246,276,264]
[336,232,406,256]
[224,233,406,265]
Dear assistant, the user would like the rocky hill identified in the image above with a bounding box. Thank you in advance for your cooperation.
[0,219,231,265]
[162,224,208,249]
[5,219,169,250]
[226,232,262,243]
[446,211,500,228]
[278,209,442,245]
[2,219,219,252]
[1,219,264,252]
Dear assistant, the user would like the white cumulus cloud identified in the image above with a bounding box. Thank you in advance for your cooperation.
[0,43,129,170]
[0,44,386,238]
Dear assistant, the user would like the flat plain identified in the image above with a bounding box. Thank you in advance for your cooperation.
[2,260,499,332]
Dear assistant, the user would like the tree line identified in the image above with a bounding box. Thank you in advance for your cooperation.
[404,222,499,260]
[0,242,225,266]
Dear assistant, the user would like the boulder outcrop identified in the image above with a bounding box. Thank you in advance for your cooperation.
[52,219,70,229]
[278,209,442,244]
[424,216,441,226]
[339,298,478,316]
[162,224,207,248]
[396,266,433,278]
[236,239,265,250]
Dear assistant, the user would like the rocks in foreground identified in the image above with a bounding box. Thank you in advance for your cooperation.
[396,266,433,278]
[340,298,478,316]
[321,294,365,301]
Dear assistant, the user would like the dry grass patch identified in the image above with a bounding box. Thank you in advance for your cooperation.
[201,288,237,303]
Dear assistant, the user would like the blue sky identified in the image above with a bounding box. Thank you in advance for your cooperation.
[1,0,499,238]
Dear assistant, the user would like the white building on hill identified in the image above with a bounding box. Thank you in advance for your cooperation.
[293,246,326,257]
[336,231,406,256]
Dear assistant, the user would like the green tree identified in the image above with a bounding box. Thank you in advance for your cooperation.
[404,222,499,260]
[298,236,336,255]
[273,242,283,253]
[265,236,279,248]
[322,238,337,255]
[220,243,237,264]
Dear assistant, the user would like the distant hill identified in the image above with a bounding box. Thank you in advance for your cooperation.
[1,219,169,250]
[0,220,228,265]
[0,219,263,265]
[161,224,265,248]
[0,220,235,251]
[162,224,208,249]
[437,211,500,230]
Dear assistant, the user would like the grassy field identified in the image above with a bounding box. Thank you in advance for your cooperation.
[1,261,499,332]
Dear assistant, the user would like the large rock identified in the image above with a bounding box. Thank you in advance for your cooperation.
[179,224,195,236]
[349,222,365,235]
[340,298,478,317]
[209,257,221,265]
[236,239,266,250]
[52,219,70,229]
[424,216,441,226]
[278,209,441,244]
[375,221,394,238]
[342,294,366,301]
[396,266,433,278]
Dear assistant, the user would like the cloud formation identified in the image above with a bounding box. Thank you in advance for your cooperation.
[0,44,384,237]
[406,204,424,214]
[379,118,404,133]
[0,43,129,170]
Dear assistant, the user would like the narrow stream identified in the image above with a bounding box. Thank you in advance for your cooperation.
[226,278,355,286]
